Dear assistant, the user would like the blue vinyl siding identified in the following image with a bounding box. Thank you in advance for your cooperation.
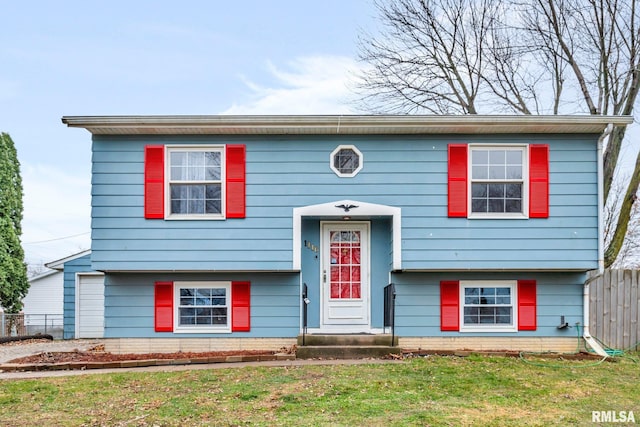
[62,254,93,339]
[103,273,299,338]
[91,133,598,272]
[392,271,585,337]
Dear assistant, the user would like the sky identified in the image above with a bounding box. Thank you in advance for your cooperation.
[1,1,639,271]
[1,0,377,269]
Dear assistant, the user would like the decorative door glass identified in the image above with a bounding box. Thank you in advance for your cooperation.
[329,230,361,299]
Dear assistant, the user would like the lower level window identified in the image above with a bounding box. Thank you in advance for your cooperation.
[174,282,231,333]
[460,281,516,332]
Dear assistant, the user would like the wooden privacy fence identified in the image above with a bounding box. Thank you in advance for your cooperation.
[589,269,640,351]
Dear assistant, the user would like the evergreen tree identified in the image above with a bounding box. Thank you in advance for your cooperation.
[0,132,28,313]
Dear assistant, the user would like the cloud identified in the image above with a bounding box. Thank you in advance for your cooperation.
[20,163,91,266]
[221,55,362,115]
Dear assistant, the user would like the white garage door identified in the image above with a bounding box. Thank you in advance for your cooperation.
[76,274,105,338]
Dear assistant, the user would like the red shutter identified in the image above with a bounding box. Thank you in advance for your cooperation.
[226,145,246,218]
[448,144,468,217]
[154,281,173,332]
[529,144,549,218]
[440,281,460,331]
[517,280,537,330]
[231,281,251,332]
[144,145,165,219]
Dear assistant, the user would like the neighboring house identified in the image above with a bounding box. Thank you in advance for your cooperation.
[19,269,63,337]
[44,250,104,340]
[61,115,632,354]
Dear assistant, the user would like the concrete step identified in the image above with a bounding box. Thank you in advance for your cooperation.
[297,334,398,347]
[296,345,402,360]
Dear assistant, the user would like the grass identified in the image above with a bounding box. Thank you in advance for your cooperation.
[0,354,638,426]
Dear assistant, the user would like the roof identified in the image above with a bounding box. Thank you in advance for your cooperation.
[45,249,91,270]
[28,269,60,282]
[61,114,633,136]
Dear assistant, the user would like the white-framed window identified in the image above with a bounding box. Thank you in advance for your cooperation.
[460,281,517,332]
[166,146,224,219]
[330,145,363,177]
[174,281,231,333]
[469,145,528,218]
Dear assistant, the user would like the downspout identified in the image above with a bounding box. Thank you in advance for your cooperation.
[581,127,610,358]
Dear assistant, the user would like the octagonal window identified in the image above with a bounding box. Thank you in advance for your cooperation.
[330,145,363,177]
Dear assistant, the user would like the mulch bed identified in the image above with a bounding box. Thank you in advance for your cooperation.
[8,349,276,364]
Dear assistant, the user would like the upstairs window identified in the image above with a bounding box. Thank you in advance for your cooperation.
[470,146,526,216]
[167,147,223,218]
[145,144,246,220]
[331,145,363,177]
[447,144,549,219]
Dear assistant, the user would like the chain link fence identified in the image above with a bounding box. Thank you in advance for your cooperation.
[0,313,63,339]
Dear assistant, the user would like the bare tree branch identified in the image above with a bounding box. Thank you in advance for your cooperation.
[356,0,640,266]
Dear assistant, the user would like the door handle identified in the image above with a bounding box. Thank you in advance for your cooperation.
[323,270,327,283]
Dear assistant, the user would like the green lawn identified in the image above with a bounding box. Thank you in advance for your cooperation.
[0,355,638,426]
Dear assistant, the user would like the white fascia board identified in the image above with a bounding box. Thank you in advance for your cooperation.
[61,115,634,136]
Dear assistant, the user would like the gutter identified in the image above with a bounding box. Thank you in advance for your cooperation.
[581,127,611,358]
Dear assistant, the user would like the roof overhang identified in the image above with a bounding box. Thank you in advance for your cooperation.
[61,114,633,136]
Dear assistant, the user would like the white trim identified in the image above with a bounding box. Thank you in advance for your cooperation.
[330,145,363,177]
[164,145,226,220]
[45,249,92,270]
[293,199,401,270]
[459,280,518,333]
[62,114,633,136]
[467,144,529,219]
[173,281,232,334]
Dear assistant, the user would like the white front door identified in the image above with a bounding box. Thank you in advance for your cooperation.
[321,222,370,330]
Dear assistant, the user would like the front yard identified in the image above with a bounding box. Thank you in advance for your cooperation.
[0,354,638,426]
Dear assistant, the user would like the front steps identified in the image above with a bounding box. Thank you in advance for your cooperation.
[296,334,401,359]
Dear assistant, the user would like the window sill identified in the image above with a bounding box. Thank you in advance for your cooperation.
[173,327,231,334]
[165,214,226,220]
[459,326,517,333]
[467,213,528,220]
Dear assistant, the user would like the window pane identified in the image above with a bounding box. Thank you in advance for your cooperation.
[171,185,189,199]
[506,166,522,179]
[505,200,522,213]
[489,165,505,180]
[488,199,504,212]
[170,152,186,167]
[472,165,487,180]
[506,150,522,165]
[333,148,360,174]
[212,308,228,324]
[188,151,204,166]
[472,150,489,164]
[472,199,487,213]
[464,307,479,324]
[505,183,522,198]
[489,150,505,164]
[496,288,511,296]
[488,184,505,198]
[472,183,487,196]
[465,296,479,304]
[189,199,204,214]
[189,185,204,199]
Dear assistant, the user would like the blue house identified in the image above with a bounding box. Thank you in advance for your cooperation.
[62,115,632,354]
